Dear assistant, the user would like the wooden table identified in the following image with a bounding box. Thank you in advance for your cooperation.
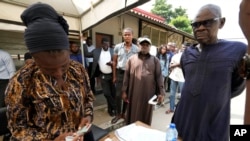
[99,121,182,141]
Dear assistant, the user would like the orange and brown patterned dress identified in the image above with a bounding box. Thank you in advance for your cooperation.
[5,60,95,140]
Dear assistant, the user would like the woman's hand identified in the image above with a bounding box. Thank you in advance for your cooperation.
[78,116,92,134]
[64,134,83,141]
[53,132,73,141]
[53,132,82,141]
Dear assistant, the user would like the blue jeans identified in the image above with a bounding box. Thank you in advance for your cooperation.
[169,79,184,111]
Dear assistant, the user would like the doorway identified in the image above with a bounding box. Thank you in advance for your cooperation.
[95,33,113,48]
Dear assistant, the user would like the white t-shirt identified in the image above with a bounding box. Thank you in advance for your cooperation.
[149,45,157,56]
[98,48,112,74]
[169,52,185,82]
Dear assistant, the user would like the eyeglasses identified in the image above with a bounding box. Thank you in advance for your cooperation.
[191,18,221,28]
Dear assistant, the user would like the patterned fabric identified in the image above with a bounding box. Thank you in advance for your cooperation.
[5,60,95,140]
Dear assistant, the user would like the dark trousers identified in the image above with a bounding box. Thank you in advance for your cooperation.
[115,70,127,114]
[87,63,96,94]
[100,73,116,113]
[0,79,9,108]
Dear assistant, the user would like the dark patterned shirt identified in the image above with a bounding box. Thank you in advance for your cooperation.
[5,60,95,141]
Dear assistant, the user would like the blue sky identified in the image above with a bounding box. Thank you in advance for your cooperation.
[139,0,246,43]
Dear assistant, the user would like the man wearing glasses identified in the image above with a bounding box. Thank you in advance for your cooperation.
[171,4,247,141]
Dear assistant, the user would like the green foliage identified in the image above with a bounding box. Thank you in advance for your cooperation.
[151,0,192,34]
[151,0,172,22]
[172,6,188,19]
[169,16,193,34]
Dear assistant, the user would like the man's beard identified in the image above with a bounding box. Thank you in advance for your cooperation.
[138,52,150,59]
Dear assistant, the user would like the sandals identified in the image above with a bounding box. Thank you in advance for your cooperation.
[111,114,125,124]
[111,116,120,124]
[165,109,174,114]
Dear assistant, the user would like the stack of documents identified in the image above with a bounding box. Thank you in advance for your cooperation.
[114,123,165,141]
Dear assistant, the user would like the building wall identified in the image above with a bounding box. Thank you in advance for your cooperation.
[0,30,27,69]
[91,15,139,46]
[141,21,195,48]
[0,13,194,70]
[120,14,139,39]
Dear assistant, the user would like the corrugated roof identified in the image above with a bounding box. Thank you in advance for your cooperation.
[129,7,194,40]
[130,7,165,24]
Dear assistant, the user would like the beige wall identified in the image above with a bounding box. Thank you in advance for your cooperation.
[0,14,140,70]
[91,14,138,45]
[0,12,194,70]
[0,2,24,22]
[0,30,27,69]
[121,14,139,39]
[80,0,142,30]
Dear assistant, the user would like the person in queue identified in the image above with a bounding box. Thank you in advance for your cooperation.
[111,27,138,124]
[91,38,117,117]
[24,52,33,65]
[0,49,15,108]
[122,37,164,125]
[69,41,83,64]
[171,4,247,141]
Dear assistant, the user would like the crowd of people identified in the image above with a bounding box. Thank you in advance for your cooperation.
[0,1,249,141]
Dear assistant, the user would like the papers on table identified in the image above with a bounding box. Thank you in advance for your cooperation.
[114,123,165,141]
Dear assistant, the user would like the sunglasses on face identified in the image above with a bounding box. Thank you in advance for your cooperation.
[191,17,221,28]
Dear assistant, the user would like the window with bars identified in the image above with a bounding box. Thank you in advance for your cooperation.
[140,22,195,48]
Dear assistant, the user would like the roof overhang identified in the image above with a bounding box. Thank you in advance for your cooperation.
[128,8,195,39]
[0,0,150,32]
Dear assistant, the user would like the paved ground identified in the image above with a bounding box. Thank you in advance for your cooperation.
[92,93,174,131]
[230,89,246,124]
[0,90,245,141]
[93,89,246,132]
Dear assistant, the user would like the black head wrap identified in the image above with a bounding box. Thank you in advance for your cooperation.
[21,2,69,53]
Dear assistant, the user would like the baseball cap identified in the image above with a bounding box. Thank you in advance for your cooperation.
[138,37,152,45]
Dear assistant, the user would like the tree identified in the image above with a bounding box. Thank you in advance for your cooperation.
[151,0,173,23]
[172,6,188,19]
[169,16,193,34]
[151,0,192,34]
